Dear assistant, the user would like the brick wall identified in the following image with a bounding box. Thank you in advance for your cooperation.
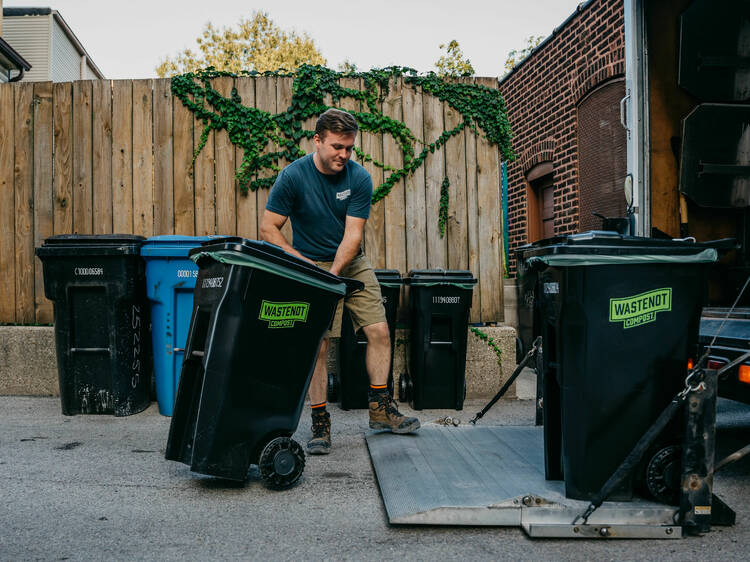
[498,0,625,275]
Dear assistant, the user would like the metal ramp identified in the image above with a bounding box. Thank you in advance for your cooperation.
[365,425,682,538]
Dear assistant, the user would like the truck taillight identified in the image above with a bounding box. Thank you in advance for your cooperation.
[707,359,726,370]
[739,365,750,385]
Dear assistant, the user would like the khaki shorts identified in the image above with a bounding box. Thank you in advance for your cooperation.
[315,254,386,338]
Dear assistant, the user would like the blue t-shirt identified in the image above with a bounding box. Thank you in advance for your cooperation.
[266,154,373,261]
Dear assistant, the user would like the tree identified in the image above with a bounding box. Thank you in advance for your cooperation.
[156,11,327,77]
[503,35,544,75]
[337,59,358,73]
[434,40,475,78]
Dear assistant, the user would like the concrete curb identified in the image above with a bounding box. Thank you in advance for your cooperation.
[0,326,58,396]
[1,324,518,400]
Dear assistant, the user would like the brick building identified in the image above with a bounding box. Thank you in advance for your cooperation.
[498,0,626,275]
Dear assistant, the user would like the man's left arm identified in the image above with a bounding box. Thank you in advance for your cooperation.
[329,215,366,276]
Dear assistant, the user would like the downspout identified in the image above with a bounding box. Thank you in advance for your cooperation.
[9,68,24,82]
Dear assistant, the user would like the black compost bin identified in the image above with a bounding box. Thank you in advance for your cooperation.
[338,269,402,410]
[35,234,151,416]
[403,270,477,410]
[517,231,717,501]
[165,237,362,488]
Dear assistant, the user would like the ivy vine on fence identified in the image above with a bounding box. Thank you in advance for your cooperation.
[170,64,514,238]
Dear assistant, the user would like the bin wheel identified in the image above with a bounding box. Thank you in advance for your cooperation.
[327,372,339,403]
[637,443,682,505]
[258,437,305,490]
[398,373,409,403]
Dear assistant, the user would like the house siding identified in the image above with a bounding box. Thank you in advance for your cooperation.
[51,16,81,81]
[498,0,625,275]
[2,14,51,81]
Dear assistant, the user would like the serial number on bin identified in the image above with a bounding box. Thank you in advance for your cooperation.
[74,267,104,276]
[131,305,142,389]
[432,296,460,304]
[177,270,198,279]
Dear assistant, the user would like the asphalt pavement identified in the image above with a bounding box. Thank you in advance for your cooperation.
[1,395,749,561]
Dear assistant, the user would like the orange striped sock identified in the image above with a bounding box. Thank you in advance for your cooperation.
[370,384,387,391]
[311,401,327,411]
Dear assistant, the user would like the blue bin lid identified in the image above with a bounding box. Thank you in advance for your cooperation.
[141,235,221,258]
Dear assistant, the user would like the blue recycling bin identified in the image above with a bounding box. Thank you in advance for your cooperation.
[142,235,214,415]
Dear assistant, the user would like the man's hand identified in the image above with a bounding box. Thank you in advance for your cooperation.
[329,216,366,276]
[259,210,315,264]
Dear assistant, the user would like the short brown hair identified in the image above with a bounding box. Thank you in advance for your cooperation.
[315,108,358,138]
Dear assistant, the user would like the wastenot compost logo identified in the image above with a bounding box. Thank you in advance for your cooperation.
[609,288,672,329]
[258,300,310,329]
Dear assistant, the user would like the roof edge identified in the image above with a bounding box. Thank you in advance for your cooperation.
[0,36,32,70]
[3,7,52,17]
[498,0,595,87]
[50,10,105,78]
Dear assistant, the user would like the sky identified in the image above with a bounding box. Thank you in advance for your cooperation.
[4,0,586,79]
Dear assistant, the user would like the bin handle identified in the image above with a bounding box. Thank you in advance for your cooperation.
[342,277,365,296]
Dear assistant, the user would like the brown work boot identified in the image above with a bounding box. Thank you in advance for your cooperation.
[368,390,420,434]
[307,408,331,455]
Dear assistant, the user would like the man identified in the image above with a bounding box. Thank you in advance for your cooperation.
[260,108,420,455]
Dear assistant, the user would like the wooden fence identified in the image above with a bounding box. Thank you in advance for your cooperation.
[0,76,505,325]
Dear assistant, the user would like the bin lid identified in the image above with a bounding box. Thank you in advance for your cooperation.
[374,269,403,287]
[189,238,361,296]
[406,269,477,288]
[516,231,719,267]
[141,235,219,257]
[36,234,146,257]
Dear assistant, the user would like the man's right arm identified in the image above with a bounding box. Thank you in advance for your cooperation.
[259,210,314,264]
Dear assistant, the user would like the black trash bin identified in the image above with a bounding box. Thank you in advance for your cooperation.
[402,270,477,410]
[338,270,402,410]
[517,231,717,501]
[35,234,151,416]
[165,237,362,488]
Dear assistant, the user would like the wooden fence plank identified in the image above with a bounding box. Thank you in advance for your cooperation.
[14,83,35,323]
[72,80,93,234]
[132,79,154,236]
[92,80,113,234]
[194,90,215,236]
[444,93,468,271]
[464,102,481,323]
[382,79,407,274]
[173,84,195,235]
[235,77,256,238]
[33,82,54,324]
[254,76,277,236]
[212,76,236,236]
[111,80,133,233]
[476,77,503,322]
[53,82,73,235]
[361,85,386,269]
[401,83,428,271]
[422,87,448,268]
[276,76,294,243]
[0,85,16,323]
[337,77,366,255]
[153,79,173,235]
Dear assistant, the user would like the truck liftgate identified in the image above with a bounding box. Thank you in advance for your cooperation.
[366,369,736,539]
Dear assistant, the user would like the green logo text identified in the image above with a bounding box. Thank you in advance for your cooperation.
[258,300,309,329]
[609,288,672,329]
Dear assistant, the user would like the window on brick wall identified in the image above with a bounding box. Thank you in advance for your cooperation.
[526,162,555,242]
[577,78,628,232]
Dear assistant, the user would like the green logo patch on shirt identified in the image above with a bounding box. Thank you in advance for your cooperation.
[609,288,672,329]
[259,300,310,329]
